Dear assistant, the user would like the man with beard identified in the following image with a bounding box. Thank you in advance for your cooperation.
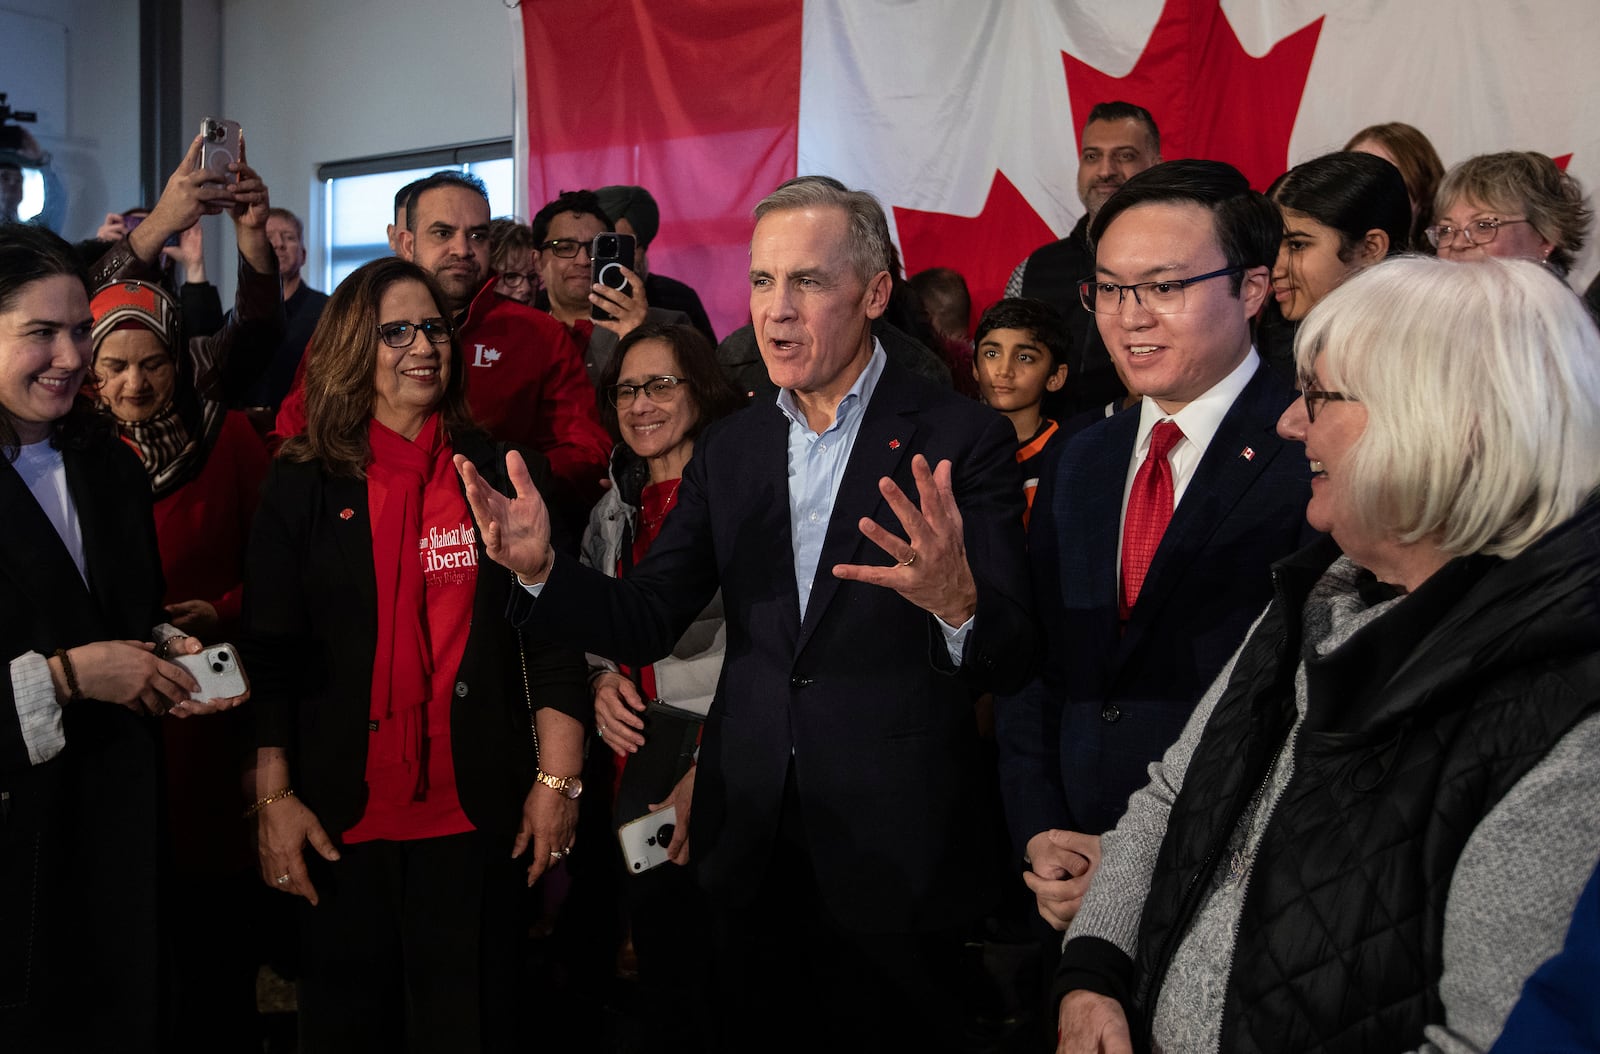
[1005,102,1161,415]
[530,189,687,384]
[275,172,610,507]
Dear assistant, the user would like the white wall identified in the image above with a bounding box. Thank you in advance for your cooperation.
[2,0,141,241]
[217,0,521,288]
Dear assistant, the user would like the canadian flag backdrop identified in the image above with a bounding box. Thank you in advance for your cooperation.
[518,0,1598,339]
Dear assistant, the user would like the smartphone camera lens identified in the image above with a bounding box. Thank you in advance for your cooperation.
[211,661,225,674]
[215,650,230,663]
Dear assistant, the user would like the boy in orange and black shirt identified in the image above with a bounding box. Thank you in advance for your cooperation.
[972,297,1071,527]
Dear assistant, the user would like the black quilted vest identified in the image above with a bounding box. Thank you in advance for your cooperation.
[1131,510,1600,1054]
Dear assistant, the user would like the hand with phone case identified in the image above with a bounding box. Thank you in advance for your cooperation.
[589,233,649,336]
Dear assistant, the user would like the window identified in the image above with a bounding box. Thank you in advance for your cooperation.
[318,142,514,292]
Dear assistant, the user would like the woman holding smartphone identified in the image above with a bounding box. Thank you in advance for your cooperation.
[242,256,588,1052]
[0,223,244,1051]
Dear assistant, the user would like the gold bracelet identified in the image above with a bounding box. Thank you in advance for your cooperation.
[243,787,295,819]
[52,648,83,701]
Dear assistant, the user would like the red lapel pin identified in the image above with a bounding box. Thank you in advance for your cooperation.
[889,439,901,449]
[1240,446,1256,461]
[339,508,355,520]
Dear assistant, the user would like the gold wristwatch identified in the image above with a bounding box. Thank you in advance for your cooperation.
[535,768,584,799]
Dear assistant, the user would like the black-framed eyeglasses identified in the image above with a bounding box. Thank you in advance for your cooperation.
[1299,386,1359,423]
[377,317,451,349]
[539,239,591,260]
[1078,265,1244,315]
[497,271,539,288]
[608,375,687,408]
[1423,217,1532,249]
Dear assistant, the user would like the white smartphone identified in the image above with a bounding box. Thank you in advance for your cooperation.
[617,805,677,874]
[173,643,249,702]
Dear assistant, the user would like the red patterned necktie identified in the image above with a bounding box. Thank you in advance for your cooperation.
[1121,419,1184,619]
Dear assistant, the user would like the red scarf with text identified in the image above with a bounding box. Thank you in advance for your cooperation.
[365,415,453,802]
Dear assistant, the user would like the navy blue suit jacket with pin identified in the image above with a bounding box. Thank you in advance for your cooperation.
[510,358,1036,934]
[996,363,1316,853]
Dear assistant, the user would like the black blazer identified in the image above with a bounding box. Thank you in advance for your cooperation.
[0,430,169,1049]
[240,432,587,843]
[997,364,1317,850]
[513,359,1036,933]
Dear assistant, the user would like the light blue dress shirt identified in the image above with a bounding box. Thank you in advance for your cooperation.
[776,342,971,661]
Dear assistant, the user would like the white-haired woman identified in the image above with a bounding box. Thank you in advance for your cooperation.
[1055,256,1600,1054]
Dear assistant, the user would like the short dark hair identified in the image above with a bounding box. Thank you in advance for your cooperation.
[266,206,304,240]
[597,321,743,441]
[1269,151,1412,256]
[1089,159,1282,295]
[404,171,489,233]
[974,298,1071,369]
[393,178,427,220]
[907,267,972,339]
[1085,101,1161,154]
[0,223,98,461]
[531,190,612,246]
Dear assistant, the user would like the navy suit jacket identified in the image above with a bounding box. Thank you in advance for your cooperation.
[997,363,1316,851]
[511,359,1036,933]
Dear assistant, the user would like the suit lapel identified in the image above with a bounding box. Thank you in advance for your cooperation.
[325,473,379,618]
[1077,409,1138,614]
[795,369,917,654]
[0,456,97,629]
[1120,369,1285,651]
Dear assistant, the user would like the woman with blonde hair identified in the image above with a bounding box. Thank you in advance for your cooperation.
[1056,256,1600,1054]
[1430,151,1592,276]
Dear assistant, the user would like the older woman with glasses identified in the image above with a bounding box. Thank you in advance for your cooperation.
[575,321,740,1047]
[241,256,588,1052]
[1055,256,1600,1054]
[1428,151,1593,276]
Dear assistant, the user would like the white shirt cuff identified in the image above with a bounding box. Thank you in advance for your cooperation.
[10,651,66,765]
[519,578,546,598]
[938,614,975,666]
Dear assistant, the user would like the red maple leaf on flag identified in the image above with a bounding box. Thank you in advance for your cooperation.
[893,172,1058,335]
[1063,1,1323,192]
[895,0,1322,331]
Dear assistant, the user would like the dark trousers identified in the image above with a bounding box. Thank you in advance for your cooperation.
[709,766,971,1054]
[295,830,526,1054]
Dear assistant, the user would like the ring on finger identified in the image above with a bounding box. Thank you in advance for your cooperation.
[899,548,918,568]
[275,873,291,885]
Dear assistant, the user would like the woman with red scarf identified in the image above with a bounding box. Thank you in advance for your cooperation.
[242,257,588,1052]
[581,322,741,1047]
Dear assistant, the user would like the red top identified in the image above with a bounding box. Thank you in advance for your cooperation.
[152,411,268,631]
[272,278,612,504]
[611,477,683,790]
[344,418,476,843]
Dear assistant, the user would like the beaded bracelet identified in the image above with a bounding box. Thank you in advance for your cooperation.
[243,787,296,819]
[52,648,83,702]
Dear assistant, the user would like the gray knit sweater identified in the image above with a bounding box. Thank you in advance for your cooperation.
[1068,556,1600,1053]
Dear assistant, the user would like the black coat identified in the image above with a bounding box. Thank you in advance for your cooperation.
[0,427,171,1051]
[240,433,588,843]
[514,358,1035,933]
